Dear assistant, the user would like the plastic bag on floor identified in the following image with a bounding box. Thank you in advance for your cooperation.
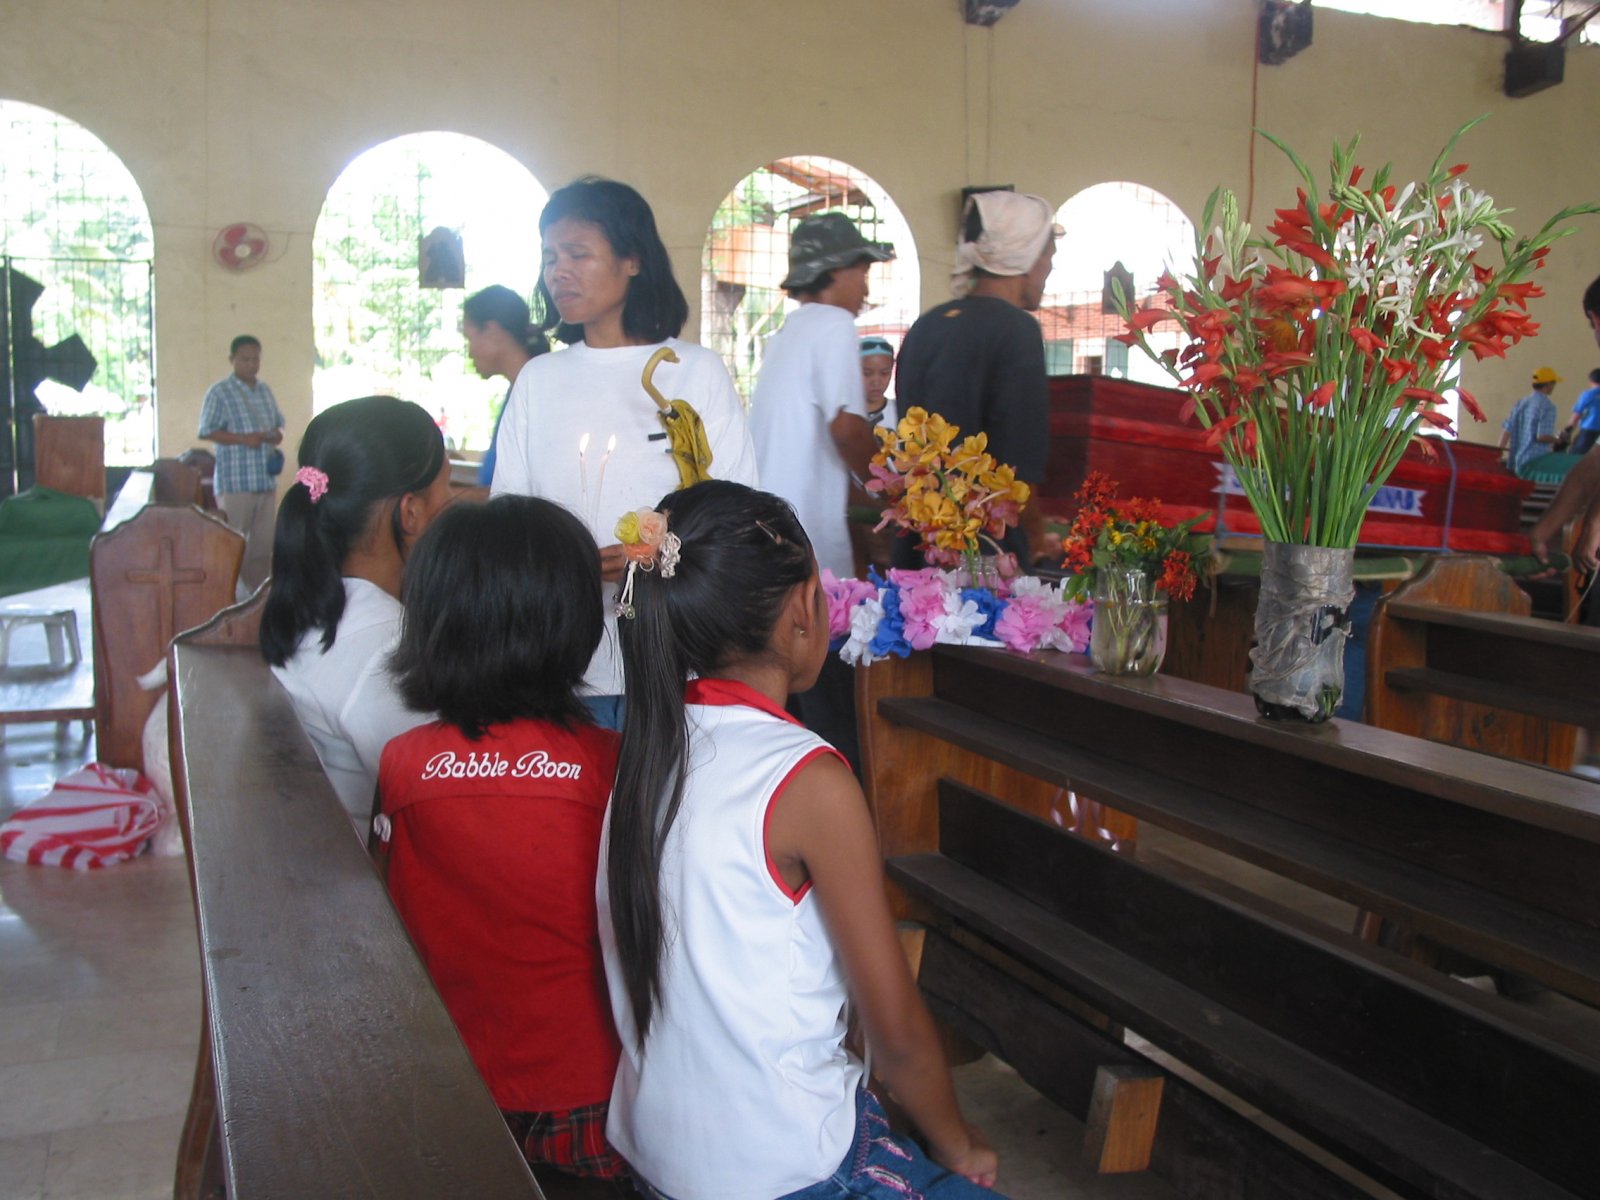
[0,763,160,869]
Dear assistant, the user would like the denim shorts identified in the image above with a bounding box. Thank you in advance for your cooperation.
[632,1088,1003,1200]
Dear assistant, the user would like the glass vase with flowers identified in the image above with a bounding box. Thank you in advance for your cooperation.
[865,405,1032,589]
[1059,473,1205,677]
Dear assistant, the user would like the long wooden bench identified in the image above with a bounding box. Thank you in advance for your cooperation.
[1367,554,1600,769]
[859,646,1600,1200]
[166,607,545,1199]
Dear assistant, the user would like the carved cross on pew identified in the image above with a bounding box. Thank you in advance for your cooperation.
[125,534,209,646]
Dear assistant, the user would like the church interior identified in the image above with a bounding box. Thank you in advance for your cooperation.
[5,1,1600,1197]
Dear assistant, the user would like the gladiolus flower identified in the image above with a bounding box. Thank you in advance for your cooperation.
[1262,350,1315,376]
[1381,357,1417,384]
[1202,411,1244,448]
[1456,388,1485,422]
[1497,281,1545,309]
[1219,276,1253,302]
[1347,326,1383,358]
[1256,266,1346,312]
[1306,382,1336,409]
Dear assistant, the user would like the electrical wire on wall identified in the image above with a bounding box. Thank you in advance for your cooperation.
[1247,3,1262,223]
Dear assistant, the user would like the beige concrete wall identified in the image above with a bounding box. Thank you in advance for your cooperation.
[3,0,1598,458]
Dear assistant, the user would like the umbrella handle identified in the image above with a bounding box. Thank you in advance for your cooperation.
[641,346,680,413]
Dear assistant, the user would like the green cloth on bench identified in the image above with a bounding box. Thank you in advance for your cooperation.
[1521,451,1583,485]
[0,487,101,598]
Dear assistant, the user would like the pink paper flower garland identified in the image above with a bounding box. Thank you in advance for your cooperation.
[823,568,1092,667]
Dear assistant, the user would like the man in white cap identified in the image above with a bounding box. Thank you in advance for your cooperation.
[893,190,1060,565]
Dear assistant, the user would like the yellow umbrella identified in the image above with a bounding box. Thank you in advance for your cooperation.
[642,347,714,489]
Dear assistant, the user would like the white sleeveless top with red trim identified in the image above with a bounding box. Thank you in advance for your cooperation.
[597,677,862,1200]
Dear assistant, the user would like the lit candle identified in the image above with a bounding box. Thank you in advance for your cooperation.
[592,434,616,530]
[578,432,590,519]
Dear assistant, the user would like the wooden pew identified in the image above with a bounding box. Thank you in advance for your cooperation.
[860,646,1600,1200]
[1367,554,1600,769]
[165,602,545,1199]
[91,503,242,772]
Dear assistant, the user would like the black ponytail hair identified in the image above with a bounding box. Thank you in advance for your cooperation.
[608,480,814,1046]
[259,395,446,667]
[534,176,688,347]
[390,495,602,738]
[463,284,549,359]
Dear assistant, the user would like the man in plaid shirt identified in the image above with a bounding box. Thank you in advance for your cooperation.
[1499,366,1561,478]
[198,335,285,595]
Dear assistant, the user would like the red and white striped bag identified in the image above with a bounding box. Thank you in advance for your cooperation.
[0,763,161,870]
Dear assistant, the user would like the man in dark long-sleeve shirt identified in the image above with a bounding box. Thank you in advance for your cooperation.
[893,190,1059,566]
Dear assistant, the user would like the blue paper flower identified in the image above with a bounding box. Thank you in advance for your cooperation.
[959,587,1006,641]
[869,576,911,659]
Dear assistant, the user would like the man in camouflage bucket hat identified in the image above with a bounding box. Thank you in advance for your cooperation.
[750,211,895,774]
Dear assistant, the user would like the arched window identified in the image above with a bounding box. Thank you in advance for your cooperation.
[1039,182,1194,387]
[701,157,919,404]
[313,133,545,455]
[0,99,155,482]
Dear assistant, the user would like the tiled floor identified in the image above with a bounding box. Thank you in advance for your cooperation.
[0,722,201,1200]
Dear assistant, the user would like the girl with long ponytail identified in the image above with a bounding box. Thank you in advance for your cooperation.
[598,479,1002,1199]
[259,394,452,824]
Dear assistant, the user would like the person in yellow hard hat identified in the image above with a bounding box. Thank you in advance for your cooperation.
[1500,365,1562,478]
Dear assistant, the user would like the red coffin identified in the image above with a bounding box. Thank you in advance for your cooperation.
[1038,375,1532,555]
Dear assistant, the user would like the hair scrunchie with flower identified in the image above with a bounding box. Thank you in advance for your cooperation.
[614,507,681,619]
[295,465,329,504]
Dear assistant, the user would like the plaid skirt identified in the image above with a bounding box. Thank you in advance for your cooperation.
[503,1101,627,1180]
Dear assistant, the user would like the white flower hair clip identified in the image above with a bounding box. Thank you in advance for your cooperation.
[614,507,681,618]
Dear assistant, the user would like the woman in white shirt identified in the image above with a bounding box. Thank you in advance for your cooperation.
[491,177,757,729]
[259,395,453,824]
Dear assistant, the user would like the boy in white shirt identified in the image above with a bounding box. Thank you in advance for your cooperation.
[749,213,892,580]
[748,213,894,773]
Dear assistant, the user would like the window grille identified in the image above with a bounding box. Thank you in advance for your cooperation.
[313,133,543,454]
[701,156,919,406]
[0,100,155,473]
[1040,182,1194,387]
[1315,1,1597,43]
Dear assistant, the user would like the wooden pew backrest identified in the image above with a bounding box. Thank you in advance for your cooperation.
[167,638,542,1198]
[91,504,242,772]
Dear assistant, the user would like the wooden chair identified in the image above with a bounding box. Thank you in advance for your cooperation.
[89,505,242,773]
[33,414,105,511]
[151,458,204,506]
[177,448,220,512]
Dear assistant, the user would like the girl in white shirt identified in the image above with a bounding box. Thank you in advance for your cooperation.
[597,480,1001,1200]
[259,395,454,824]
[490,178,757,728]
